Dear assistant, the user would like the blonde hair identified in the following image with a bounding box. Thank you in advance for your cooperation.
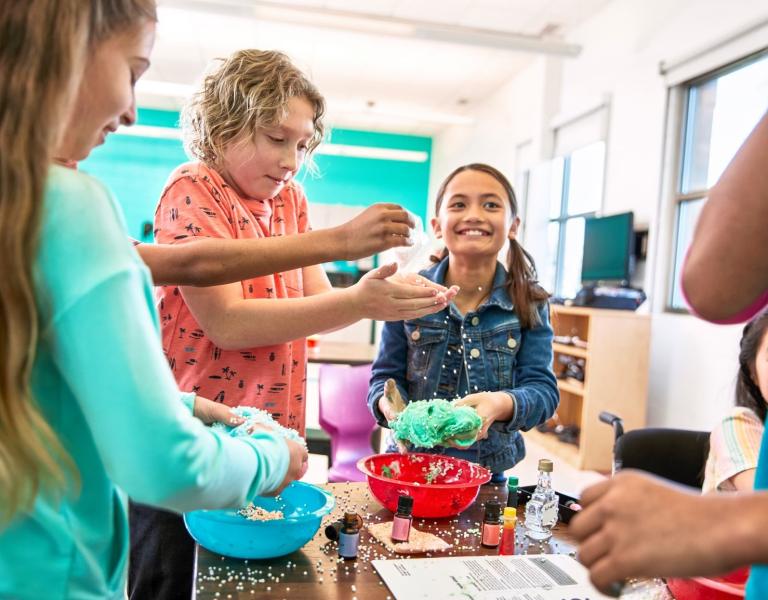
[90,0,156,44]
[0,0,156,525]
[182,49,326,167]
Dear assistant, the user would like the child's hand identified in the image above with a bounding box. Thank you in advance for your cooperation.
[335,203,415,260]
[193,395,246,427]
[262,438,309,497]
[378,395,398,423]
[453,392,515,440]
[351,263,452,320]
[388,271,460,302]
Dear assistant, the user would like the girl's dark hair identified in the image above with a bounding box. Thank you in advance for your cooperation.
[736,310,768,423]
[431,163,550,328]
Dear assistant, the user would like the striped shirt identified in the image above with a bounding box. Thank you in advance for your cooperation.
[702,406,764,493]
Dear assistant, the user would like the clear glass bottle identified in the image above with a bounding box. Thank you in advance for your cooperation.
[524,458,559,541]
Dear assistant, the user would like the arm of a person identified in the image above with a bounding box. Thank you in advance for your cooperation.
[180,262,449,350]
[137,202,419,287]
[727,468,757,492]
[571,470,768,594]
[367,320,411,427]
[180,280,362,349]
[48,269,290,510]
[492,303,558,434]
[682,111,768,322]
[137,232,348,287]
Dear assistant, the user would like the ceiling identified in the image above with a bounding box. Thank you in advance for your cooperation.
[142,0,613,135]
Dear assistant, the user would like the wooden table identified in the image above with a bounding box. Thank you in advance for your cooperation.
[193,481,577,599]
[306,342,377,366]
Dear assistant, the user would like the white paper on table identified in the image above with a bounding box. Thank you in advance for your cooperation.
[372,554,612,600]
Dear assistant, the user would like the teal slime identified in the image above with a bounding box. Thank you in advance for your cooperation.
[391,399,482,448]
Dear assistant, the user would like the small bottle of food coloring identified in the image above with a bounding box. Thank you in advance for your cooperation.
[391,494,414,543]
[506,475,519,509]
[498,506,517,555]
[481,500,502,548]
[338,512,363,560]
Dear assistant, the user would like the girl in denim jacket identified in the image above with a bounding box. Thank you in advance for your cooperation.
[368,163,559,481]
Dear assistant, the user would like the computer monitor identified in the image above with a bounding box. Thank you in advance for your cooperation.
[581,211,634,283]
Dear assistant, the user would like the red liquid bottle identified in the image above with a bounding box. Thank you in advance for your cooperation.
[498,506,517,555]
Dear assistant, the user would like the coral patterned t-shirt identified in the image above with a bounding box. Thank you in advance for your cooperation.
[154,162,309,434]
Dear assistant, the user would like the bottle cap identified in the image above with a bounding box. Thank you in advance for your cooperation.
[507,475,519,488]
[396,494,414,513]
[484,500,501,519]
[324,520,342,541]
[503,506,517,519]
[538,459,553,472]
[342,512,363,530]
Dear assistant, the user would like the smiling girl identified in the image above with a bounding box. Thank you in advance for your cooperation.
[368,163,559,481]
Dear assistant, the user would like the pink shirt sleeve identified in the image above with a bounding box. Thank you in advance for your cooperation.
[681,249,768,324]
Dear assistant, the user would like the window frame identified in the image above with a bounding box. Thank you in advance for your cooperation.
[666,48,768,312]
[548,148,604,297]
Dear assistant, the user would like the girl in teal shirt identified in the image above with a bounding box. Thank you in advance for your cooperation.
[0,2,306,598]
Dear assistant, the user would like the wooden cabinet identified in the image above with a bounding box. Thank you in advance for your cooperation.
[523,305,650,471]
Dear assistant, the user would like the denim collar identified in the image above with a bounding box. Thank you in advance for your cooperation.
[421,257,515,316]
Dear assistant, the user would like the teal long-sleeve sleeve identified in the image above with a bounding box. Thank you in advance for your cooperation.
[0,166,288,600]
[45,267,289,510]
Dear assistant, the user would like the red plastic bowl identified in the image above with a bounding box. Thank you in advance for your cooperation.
[356,453,491,518]
[667,567,749,600]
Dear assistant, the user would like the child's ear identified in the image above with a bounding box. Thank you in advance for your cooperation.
[508,216,521,240]
[431,216,442,239]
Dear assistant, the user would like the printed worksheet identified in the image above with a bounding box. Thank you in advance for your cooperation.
[372,554,612,600]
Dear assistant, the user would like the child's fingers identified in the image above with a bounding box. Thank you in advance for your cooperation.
[388,283,443,299]
[397,302,449,319]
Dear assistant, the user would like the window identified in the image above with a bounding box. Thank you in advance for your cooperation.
[546,141,606,298]
[669,51,768,310]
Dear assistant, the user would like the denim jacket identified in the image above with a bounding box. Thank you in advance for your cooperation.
[367,258,559,474]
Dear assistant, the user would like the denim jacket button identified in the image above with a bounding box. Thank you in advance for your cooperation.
[507,337,517,349]
[411,330,421,341]
[470,348,481,358]
[471,316,480,326]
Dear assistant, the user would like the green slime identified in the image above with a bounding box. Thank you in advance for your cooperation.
[391,399,482,448]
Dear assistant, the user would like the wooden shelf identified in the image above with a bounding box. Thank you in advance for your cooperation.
[545,305,649,471]
[523,429,581,468]
[552,342,588,359]
[557,379,585,396]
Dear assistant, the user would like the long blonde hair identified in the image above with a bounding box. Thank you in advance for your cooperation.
[182,49,326,167]
[0,0,156,525]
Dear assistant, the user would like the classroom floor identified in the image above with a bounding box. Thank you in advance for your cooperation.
[302,434,606,498]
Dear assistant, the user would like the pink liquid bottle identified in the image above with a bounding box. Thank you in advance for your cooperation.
[391,495,414,543]
[481,500,502,548]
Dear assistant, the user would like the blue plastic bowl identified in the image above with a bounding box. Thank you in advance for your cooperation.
[183,481,335,559]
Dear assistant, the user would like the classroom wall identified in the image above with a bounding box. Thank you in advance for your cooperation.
[431,0,768,430]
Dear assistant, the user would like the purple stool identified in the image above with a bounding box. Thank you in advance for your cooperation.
[318,363,376,483]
